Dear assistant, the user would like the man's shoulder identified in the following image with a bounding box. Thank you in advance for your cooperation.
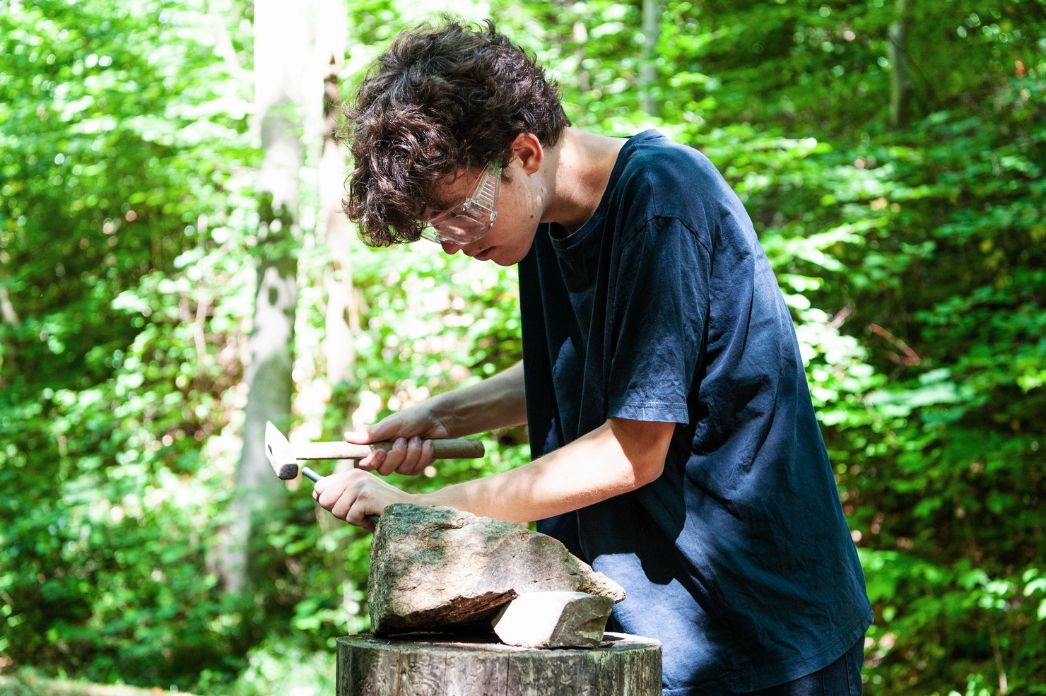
[610,131,731,233]
[619,131,720,188]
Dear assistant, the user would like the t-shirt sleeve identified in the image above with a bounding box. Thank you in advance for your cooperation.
[606,215,711,425]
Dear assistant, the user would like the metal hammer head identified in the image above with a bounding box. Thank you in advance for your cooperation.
[265,421,302,480]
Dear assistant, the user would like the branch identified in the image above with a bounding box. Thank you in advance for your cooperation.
[207,0,244,78]
[866,322,921,366]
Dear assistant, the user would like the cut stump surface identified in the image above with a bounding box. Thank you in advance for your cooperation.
[336,631,662,696]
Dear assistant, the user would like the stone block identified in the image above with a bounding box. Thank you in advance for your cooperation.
[368,504,625,636]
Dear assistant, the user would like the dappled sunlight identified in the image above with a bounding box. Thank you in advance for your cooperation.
[0,0,1041,693]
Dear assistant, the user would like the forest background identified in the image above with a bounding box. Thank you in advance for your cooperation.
[0,0,1042,694]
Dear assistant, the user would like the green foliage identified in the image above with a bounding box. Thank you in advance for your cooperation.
[0,0,264,689]
[1,0,1042,693]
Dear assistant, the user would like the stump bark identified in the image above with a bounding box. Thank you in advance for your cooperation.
[336,632,662,696]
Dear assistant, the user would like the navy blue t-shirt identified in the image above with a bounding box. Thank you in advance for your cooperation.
[518,130,872,694]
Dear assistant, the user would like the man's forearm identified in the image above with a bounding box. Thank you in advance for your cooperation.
[428,361,527,437]
[417,418,675,522]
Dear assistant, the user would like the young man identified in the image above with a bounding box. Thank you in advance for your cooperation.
[314,19,872,695]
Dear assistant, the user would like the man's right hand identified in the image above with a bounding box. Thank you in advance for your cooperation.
[344,404,451,476]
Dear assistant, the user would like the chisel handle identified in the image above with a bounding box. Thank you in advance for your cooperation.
[292,438,484,461]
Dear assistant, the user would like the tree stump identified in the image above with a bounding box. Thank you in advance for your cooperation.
[336,632,662,696]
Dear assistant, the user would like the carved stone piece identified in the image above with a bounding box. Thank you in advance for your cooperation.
[491,591,614,648]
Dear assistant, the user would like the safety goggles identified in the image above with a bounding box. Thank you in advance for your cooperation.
[420,162,503,244]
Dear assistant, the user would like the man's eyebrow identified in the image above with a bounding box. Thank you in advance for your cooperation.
[430,196,455,210]
[417,198,450,222]
[426,191,463,215]
[427,170,472,212]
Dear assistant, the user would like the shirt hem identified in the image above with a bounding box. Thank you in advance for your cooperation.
[663,608,873,695]
[609,400,689,424]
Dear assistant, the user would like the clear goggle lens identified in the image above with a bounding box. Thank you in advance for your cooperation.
[421,164,501,244]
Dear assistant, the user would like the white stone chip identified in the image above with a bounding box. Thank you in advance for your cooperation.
[491,591,614,648]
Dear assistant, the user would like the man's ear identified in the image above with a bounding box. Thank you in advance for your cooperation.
[510,132,543,175]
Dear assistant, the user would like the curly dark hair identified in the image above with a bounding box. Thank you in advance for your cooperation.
[342,18,570,246]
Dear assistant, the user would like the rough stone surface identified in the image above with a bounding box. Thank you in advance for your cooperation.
[369,504,625,636]
[491,591,614,648]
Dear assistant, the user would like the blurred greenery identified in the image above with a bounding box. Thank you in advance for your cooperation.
[1,0,1042,694]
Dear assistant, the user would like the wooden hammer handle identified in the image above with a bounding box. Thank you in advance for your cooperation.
[293,438,484,461]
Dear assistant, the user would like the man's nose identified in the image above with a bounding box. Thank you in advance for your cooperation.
[441,240,463,254]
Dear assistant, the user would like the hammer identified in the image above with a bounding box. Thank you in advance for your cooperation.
[264,421,485,482]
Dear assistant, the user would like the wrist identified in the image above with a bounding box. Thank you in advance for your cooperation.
[411,489,442,509]
[424,393,459,437]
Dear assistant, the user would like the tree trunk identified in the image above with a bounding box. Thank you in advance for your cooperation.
[888,0,912,129]
[572,20,590,95]
[0,284,18,384]
[310,0,368,620]
[219,0,309,595]
[316,0,358,389]
[337,633,662,695]
[639,0,660,117]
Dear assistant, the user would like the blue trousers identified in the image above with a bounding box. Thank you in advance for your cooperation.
[740,639,864,695]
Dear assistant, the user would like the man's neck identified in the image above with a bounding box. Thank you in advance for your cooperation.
[541,128,628,234]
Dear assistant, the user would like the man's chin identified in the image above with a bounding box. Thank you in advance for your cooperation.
[500,233,538,265]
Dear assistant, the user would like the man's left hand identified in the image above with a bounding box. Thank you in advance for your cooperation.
[312,469,416,532]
